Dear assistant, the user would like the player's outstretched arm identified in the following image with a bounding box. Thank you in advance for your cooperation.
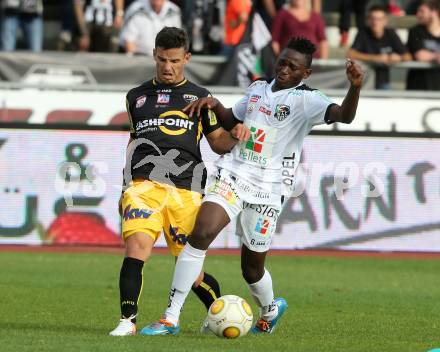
[206,124,250,154]
[183,97,237,130]
[328,59,364,124]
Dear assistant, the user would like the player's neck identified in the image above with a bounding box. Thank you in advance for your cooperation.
[154,77,186,86]
[272,80,302,92]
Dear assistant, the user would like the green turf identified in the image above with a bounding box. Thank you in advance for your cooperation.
[1,251,439,352]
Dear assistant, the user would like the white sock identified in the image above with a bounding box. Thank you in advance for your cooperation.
[247,269,278,321]
[164,243,206,325]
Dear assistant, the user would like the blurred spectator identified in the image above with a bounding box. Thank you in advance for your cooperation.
[271,0,328,58]
[311,0,321,13]
[114,0,125,30]
[57,0,76,51]
[120,0,181,55]
[222,0,252,57]
[74,0,124,52]
[347,5,411,89]
[387,0,406,16]
[124,0,137,9]
[339,0,369,47]
[253,0,286,30]
[406,0,422,14]
[1,0,43,51]
[406,0,440,90]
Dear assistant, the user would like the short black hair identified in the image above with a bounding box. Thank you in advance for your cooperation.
[286,37,316,67]
[155,27,190,51]
[368,4,389,14]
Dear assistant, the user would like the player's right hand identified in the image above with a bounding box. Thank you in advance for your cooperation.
[230,123,250,141]
[183,97,219,118]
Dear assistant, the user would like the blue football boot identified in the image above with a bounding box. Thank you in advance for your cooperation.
[140,318,180,336]
[251,297,288,334]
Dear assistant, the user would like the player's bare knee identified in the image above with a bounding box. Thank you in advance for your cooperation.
[125,233,153,261]
[189,225,217,250]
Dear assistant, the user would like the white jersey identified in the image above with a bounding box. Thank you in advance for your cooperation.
[215,79,335,202]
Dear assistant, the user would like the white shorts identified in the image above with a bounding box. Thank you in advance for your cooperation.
[204,168,282,252]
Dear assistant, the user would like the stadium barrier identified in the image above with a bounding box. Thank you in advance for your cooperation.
[0,52,438,90]
[1,83,439,132]
[1,124,439,252]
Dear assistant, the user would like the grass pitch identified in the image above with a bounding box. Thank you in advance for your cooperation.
[1,250,439,352]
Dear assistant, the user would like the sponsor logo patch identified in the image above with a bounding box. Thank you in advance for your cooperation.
[250,94,261,103]
[255,217,270,235]
[237,124,276,166]
[208,178,238,205]
[135,95,146,108]
[183,94,198,103]
[274,104,290,121]
[123,205,153,220]
[169,225,188,245]
[246,127,265,153]
[208,110,217,126]
[135,110,194,135]
[157,94,170,104]
[259,106,271,116]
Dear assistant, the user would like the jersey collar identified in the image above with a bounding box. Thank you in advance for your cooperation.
[152,78,187,87]
[268,79,305,96]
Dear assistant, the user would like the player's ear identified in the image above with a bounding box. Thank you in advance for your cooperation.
[303,68,312,79]
[184,51,191,63]
[153,48,157,58]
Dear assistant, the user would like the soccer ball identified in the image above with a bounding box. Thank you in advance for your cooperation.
[207,295,253,338]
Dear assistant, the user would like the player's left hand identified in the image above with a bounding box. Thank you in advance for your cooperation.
[183,97,219,118]
[346,59,364,88]
[230,123,250,141]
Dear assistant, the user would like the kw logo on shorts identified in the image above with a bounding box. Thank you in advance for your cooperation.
[255,217,270,235]
[123,205,153,221]
[169,225,188,245]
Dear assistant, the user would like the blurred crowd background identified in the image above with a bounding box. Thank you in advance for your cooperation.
[0,0,439,90]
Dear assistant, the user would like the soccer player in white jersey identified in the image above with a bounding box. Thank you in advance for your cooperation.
[141,37,364,335]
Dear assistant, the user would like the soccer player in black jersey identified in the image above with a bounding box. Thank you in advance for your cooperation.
[109,27,243,336]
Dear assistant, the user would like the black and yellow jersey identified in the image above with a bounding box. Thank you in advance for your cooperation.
[126,78,221,192]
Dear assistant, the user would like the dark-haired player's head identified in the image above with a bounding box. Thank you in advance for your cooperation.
[274,37,315,90]
[285,37,316,67]
[154,27,191,85]
[417,0,440,25]
[367,5,389,37]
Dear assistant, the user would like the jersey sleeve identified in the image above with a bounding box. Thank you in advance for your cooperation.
[231,81,259,121]
[125,94,136,137]
[231,95,248,121]
[201,109,222,136]
[305,90,336,126]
